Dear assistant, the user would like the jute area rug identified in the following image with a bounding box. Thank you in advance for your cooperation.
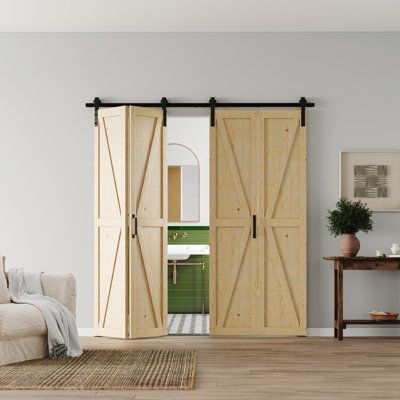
[0,349,197,390]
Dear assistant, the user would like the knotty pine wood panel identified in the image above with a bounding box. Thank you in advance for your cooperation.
[129,107,167,339]
[258,110,306,336]
[210,110,257,335]
[94,106,129,338]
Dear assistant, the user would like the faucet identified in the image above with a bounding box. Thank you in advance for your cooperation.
[169,232,188,240]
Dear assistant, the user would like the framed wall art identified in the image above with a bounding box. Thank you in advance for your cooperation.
[339,150,400,212]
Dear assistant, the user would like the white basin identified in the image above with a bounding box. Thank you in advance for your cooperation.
[167,244,209,261]
[168,253,191,261]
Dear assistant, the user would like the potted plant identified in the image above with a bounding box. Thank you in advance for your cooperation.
[327,199,373,257]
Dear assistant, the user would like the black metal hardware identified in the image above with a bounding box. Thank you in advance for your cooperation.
[86,99,315,108]
[209,97,216,127]
[161,97,168,127]
[93,97,102,127]
[131,214,138,238]
[134,215,138,237]
[299,96,307,127]
[86,97,315,127]
[252,215,257,239]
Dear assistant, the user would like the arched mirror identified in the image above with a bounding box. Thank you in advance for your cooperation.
[167,143,200,222]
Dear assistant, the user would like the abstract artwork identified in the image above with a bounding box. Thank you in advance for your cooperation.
[353,165,388,198]
[340,151,400,212]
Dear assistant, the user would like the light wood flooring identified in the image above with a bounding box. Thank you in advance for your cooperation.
[2,336,400,399]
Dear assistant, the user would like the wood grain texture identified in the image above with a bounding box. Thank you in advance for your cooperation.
[130,107,167,339]
[326,257,400,341]
[94,106,129,338]
[324,257,400,270]
[211,110,306,336]
[210,110,257,335]
[95,106,167,340]
[338,260,344,340]
[4,336,400,400]
[258,110,306,336]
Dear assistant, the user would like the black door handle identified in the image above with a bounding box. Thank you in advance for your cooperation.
[252,215,257,239]
[132,214,138,238]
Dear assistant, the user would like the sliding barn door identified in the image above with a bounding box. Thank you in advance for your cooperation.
[258,110,306,335]
[210,110,258,335]
[129,107,167,338]
[94,106,129,338]
[210,109,307,336]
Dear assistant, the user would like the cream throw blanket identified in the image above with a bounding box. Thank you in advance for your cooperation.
[8,268,82,359]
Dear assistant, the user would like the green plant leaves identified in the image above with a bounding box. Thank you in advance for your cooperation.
[327,199,373,237]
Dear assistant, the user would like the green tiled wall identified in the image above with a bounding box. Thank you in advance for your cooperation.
[168,227,209,314]
[168,226,209,244]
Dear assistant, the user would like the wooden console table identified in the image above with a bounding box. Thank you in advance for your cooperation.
[323,256,400,341]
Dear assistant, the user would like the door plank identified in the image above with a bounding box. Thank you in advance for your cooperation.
[265,118,299,219]
[217,227,251,327]
[130,107,167,339]
[263,218,301,227]
[214,218,252,227]
[211,110,256,335]
[267,227,299,326]
[218,119,251,216]
[94,106,128,338]
[259,110,306,335]
[137,232,163,328]
[101,230,122,328]
[102,117,122,215]
[137,117,162,215]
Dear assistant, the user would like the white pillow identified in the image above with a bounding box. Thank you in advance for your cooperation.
[0,255,11,303]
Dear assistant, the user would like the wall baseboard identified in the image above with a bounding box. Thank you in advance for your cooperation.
[78,327,400,337]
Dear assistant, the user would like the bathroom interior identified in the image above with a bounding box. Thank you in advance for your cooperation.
[167,116,210,335]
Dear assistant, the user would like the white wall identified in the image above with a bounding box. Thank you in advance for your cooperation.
[167,117,210,226]
[0,33,400,330]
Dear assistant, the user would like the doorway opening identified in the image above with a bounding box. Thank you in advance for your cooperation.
[166,116,210,335]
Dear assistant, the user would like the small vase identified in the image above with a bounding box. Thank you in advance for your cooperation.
[390,243,400,255]
[340,233,360,257]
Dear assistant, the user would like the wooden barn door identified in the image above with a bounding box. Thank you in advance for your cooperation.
[129,107,168,338]
[258,110,306,336]
[210,110,258,335]
[210,109,306,336]
[94,106,129,338]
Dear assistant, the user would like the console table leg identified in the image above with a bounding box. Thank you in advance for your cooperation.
[337,262,344,341]
[334,264,338,338]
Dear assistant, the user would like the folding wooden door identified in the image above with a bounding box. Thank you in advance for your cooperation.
[129,107,167,339]
[210,110,306,336]
[257,110,306,336]
[94,105,306,339]
[94,106,167,339]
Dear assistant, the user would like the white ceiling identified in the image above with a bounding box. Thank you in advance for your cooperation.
[1,0,400,32]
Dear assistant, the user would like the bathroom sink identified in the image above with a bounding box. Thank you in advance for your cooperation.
[167,244,209,261]
[167,253,191,261]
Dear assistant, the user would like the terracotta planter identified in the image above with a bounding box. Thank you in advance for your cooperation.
[340,233,360,257]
